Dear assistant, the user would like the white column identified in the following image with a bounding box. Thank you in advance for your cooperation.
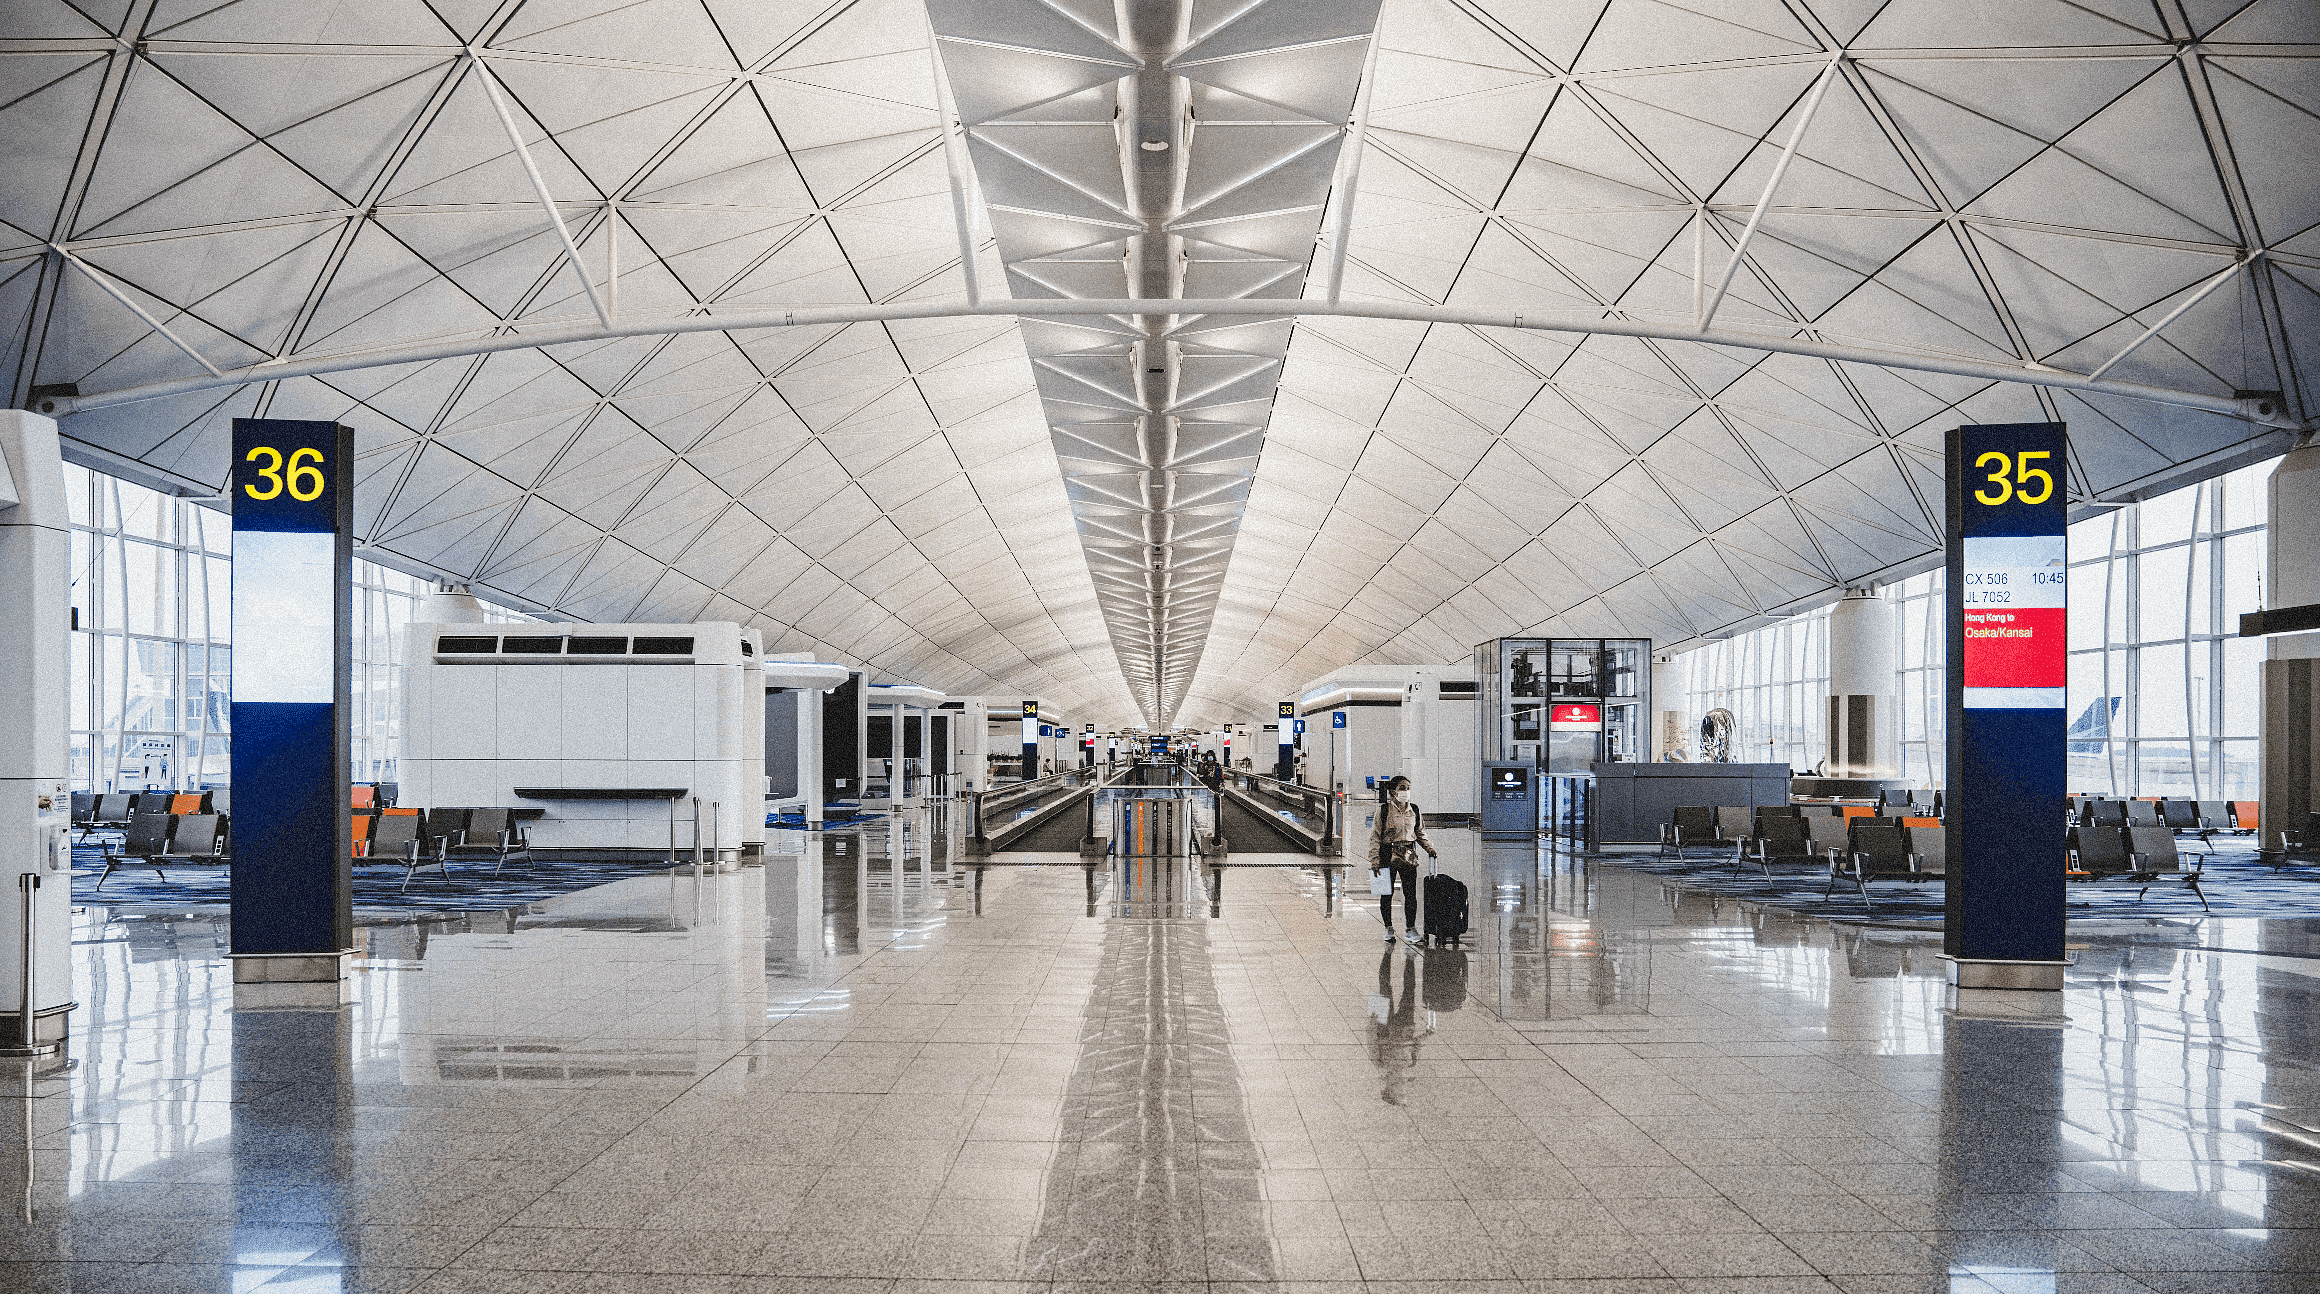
[2261,442,2320,853]
[415,582,485,622]
[911,705,928,801]
[1825,586,1899,779]
[740,646,765,855]
[799,685,825,829]
[0,411,74,1050]
[1651,651,1685,761]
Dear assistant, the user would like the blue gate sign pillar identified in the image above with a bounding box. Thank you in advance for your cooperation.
[1020,701,1040,781]
[228,419,354,984]
[1276,701,1294,782]
[1944,422,2069,990]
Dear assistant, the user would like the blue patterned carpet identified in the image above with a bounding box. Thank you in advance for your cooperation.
[1591,834,2320,926]
[70,843,697,919]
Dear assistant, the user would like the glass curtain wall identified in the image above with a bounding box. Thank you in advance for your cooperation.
[64,463,528,794]
[2065,458,2273,799]
[1680,608,1832,770]
[1680,459,2276,794]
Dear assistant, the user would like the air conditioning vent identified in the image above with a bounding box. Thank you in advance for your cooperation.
[633,636,695,654]
[567,636,628,655]
[501,636,563,654]
[438,635,497,653]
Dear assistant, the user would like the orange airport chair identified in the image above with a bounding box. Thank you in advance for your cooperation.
[2231,801,2259,834]
[1838,804,1877,821]
[351,815,373,859]
[167,793,207,814]
[352,785,377,810]
[1901,815,1940,829]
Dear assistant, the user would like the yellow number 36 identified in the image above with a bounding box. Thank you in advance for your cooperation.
[244,446,327,502]
[1973,449,2054,507]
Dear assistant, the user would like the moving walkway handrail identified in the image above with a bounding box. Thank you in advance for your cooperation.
[970,764,1125,851]
[1235,771,1328,813]
[1225,771,1342,854]
[981,766,1088,809]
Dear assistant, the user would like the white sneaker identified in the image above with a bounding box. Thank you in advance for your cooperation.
[1403,929,1423,945]
[1383,927,1398,942]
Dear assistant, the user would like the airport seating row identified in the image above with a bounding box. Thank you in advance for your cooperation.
[2068,824,2205,907]
[2070,796,2255,844]
[72,791,224,839]
[358,806,533,891]
[1661,804,2205,910]
[87,795,531,895]
[94,812,230,889]
[1661,803,1919,862]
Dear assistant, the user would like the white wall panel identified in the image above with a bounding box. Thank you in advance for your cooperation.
[628,669,695,761]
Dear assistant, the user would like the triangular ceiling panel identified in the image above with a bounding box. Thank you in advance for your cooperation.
[8,0,2307,734]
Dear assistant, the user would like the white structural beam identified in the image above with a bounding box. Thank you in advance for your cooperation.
[1699,56,1842,332]
[2084,257,2252,381]
[53,249,223,377]
[1322,22,1386,306]
[928,40,983,308]
[38,298,2304,428]
[472,56,613,329]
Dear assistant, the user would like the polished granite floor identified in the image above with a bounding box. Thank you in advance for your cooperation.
[5,808,2319,1293]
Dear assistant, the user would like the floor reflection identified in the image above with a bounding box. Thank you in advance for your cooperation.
[11,799,2320,1290]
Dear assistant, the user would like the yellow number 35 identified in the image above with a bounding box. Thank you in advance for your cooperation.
[244,446,327,502]
[1973,450,2054,507]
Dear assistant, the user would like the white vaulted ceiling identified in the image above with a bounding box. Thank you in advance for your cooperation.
[1,0,1139,719]
[1177,0,2319,728]
[3,0,2315,730]
[928,0,1381,724]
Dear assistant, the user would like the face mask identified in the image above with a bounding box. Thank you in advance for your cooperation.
[1390,790,1411,805]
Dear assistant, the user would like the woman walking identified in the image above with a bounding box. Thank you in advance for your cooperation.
[1369,775,1437,943]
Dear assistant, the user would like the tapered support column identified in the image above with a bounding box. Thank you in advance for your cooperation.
[2261,442,2320,857]
[1826,586,1898,778]
[1651,652,1684,760]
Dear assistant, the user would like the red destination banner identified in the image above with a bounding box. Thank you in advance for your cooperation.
[1962,607,2064,688]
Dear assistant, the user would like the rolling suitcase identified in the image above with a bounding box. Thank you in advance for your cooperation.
[1421,870,1468,947]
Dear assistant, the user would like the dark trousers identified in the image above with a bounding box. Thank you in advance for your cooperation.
[1377,863,1418,928]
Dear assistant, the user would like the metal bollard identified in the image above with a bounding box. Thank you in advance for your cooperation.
[691,796,704,877]
[2,874,55,1058]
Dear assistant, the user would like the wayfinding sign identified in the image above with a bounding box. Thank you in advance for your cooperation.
[1945,422,2067,986]
[230,418,353,972]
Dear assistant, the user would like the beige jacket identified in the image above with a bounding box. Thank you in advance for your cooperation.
[1368,798,1433,868]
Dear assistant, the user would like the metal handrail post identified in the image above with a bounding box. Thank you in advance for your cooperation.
[3,874,55,1058]
[691,796,704,877]
[668,797,679,866]
[710,801,721,870]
